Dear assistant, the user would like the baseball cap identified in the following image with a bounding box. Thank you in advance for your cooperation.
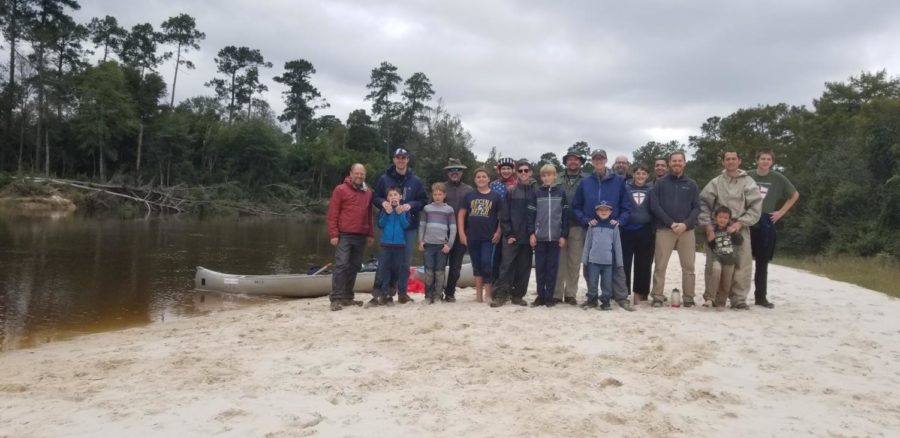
[393,148,410,158]
[594,201,613,210]
[591,149,607,160]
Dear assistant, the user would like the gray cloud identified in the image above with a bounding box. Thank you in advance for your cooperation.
[70,0,900,162]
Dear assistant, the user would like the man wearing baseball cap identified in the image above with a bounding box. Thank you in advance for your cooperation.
[371,147,428,303]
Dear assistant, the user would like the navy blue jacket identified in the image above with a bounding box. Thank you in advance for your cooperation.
[572,169,633,227]
[372,166,428,230]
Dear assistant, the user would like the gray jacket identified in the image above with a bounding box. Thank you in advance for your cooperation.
[650,173,701,230]
[533,184,569,242]
[582,222,624,267]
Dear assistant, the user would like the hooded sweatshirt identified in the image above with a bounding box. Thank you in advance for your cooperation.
[582,218,624,267]
[372,165,427,230]
[698,169,763,228]
[327,176,374,238]
[624,180,653,231]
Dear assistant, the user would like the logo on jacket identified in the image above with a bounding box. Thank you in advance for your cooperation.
[632,192,646,206]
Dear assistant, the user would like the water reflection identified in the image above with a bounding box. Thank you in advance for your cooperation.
[0,215,382,351]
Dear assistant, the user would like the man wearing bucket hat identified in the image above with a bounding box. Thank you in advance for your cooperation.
[554,150,587,305]
[371,147,428,303]
[441,158,474,302]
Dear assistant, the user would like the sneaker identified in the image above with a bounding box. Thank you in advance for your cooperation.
[702,300,712,308]
[599,302,612,311]
[553,298,563,305]
[443,295,456,303]
[339,299,363,307]
[364,297,382,308]
[531,298,544,307]
[580,300,598,309]
[733,302,750,310]
[427,296,436,304]
[381,296,395,306]
[617,301,636,312]
[397,294,414,304]
[683,301,696,308]
[511,297,528,306]
[564,297,578,306]
[651,300,664,308]
[330,301,343,311]
[546,300,556,308]
[755,300,775,309]
[489,298,505,308]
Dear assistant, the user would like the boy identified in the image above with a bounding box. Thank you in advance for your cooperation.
[531,164,568,307]
[418,183,457,304]
[581,201,624,310]
[367,187,412,308]
[704,206,744,308]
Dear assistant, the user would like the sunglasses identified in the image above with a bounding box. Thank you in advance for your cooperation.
[517,168,531,173]
[447,168,463,173]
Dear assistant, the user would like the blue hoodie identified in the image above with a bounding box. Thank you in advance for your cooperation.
[378,209,411,247]
[572,168,633,227]
[373,165,427,230]
[582,219,624,267]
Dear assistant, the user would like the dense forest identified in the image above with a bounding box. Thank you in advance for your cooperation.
[0,2,898,257]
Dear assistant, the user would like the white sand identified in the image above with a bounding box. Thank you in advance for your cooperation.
[2,253,899,438]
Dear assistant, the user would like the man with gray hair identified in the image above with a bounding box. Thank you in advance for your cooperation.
[326,163,375,311]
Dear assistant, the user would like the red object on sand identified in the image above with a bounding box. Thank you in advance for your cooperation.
[407,267,425,293]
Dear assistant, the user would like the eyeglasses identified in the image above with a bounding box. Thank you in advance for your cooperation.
[447,168,463,173]
[517,169,531,173]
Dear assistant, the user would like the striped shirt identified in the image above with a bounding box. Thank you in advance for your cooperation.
[418,203,457,246]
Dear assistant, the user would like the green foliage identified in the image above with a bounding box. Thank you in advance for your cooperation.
[632,140,683,168]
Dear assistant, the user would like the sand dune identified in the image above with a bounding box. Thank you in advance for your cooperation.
[1,253,899,437]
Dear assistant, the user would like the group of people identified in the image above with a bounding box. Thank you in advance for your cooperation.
[325,146,798,313]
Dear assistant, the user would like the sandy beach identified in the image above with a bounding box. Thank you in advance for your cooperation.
[1,253,899,437]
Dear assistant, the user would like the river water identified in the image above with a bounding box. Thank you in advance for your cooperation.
[0,214,381,350]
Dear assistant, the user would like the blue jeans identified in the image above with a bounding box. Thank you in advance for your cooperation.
[372,229,416,294]
[424,243,449,299]
[468,239,496,284]
[534,241,560,303]
[375,246,409,297]
[584,263,613,304]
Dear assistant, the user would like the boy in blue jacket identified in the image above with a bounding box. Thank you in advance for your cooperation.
[367,187,412,307]
[581,201,624,311]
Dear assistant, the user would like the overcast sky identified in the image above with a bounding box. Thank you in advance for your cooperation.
[68,0,900,161]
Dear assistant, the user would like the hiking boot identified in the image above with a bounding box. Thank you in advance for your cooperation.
[339,299,363,307]
[397,294,414,304]
[564,297,578,306]
[580,300,598,309]
[755,300,775,309]
[683,301,696,308]
[364,297,382,308]
[733,302,750,310]
[531,298,544,307]
[489,298,505,308]
[381,296,394,306]
[330,301,343,311]
[599,302,612,311]
[546,300,556,308]
[617,300,636,312]
[510,297,528,306]
[651,300,664,308]
[443,295,456,303]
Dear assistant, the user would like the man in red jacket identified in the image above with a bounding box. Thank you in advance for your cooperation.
[327,163,375,311]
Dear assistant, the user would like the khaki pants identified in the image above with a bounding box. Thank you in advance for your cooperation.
[650,228,696,303]
[704,258,735,306]
[705,228,752,306]
[554,225,584,299]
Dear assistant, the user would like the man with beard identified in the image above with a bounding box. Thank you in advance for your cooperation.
[441,158,474,302]
[327,163,375,311]
[554,151,587,305]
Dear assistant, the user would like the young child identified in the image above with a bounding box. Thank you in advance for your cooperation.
[704,206,745,308]
[581,201,624,311]
[531,164,568,307]
[418,182,457,304]
[458,168,503,303]
[367,187,411,308]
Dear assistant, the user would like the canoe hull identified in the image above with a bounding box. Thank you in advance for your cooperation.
[194,264,475,298]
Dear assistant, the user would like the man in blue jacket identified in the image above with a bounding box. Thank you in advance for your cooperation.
[572,149,634,309]
[371,148,428,302]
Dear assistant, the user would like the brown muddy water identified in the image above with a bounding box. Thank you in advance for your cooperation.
[0,215,382,350]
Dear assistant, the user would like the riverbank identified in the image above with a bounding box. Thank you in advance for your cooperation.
[2,255,898,437]
[775,254,900,298]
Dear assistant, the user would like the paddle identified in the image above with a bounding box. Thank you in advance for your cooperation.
[311,263,332,275]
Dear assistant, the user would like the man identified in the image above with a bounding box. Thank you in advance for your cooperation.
[613,155,632,182]
[442,158,474,302]
[327,163,375,311]
[554,151,587,305]
[653,158,668,179]
[572,149,634,310]
[491,159,537,307]
[748,149,799,309]
[372,148,428,303]
[649,151,701,307]
[699,151,763,309]
[489,157,517,281]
